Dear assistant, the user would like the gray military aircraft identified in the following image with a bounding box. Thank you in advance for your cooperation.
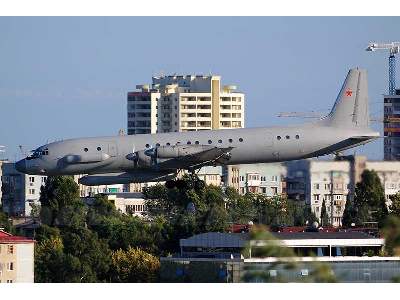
[16,68,379,186]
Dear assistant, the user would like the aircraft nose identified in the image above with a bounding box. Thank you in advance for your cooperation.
[15,159,27,173]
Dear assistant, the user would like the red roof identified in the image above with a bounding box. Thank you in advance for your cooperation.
[0,230,35,244]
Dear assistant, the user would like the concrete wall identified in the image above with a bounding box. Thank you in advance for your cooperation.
[15,243,34,283]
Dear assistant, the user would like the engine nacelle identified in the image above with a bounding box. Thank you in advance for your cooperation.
[63,153,110,164]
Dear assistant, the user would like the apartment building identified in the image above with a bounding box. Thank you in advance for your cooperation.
[197,166,223,186]
[0,230,35,283]
[1,162,47,217]
[84,192,146,217]
[286,159,351,227]
[384,89,400,160]
[225,163,287,197]
[127,74,245,134]
[364,159,400,203]
[285,156,400,227]
[126,74,245,191]
[73,175,126,197]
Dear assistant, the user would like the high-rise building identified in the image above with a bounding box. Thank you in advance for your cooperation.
[384,89,400,160]
[127,75,245,134]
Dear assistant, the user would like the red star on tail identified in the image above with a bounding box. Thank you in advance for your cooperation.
[345,90,353,97]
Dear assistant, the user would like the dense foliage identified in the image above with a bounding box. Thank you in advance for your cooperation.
[33,174,321,282]
[342,169,388,227]
[0,209,15,234]
[34,176,161,282]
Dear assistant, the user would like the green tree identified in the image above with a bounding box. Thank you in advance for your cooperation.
[34,233,66,282]
[0,211,14,233]
[382,215,400,256]
[389,193,400,217]
[60,227,111,282]
[110,247,160,282]
[303,205,319,226]
[320,199,329,227]
[342,198,356,227]
[354,170,388,227]
[39,176,83,226]
[226,190,256,224]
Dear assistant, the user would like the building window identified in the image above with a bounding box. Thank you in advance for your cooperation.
[29,177,35,183]
[7,245,14,254]
[29,189,35,195]
[7,262,14,271]
[269,270,277,277]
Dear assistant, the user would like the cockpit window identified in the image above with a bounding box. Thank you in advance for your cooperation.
[27,149,43,160]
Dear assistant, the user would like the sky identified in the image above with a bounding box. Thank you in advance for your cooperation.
[0,17,399,161]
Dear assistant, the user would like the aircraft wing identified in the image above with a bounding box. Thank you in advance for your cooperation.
[155,146,233,170]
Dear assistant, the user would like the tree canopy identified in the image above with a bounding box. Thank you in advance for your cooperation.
[343,169,388,227]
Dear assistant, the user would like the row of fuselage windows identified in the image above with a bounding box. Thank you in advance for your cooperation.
[83,147,102,152]
[144,138,244,149]
[81,134,300,152]
[277,134,300,140]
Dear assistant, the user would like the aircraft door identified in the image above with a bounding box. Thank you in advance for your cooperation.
[108,142,118,157]
[266,132,279,160]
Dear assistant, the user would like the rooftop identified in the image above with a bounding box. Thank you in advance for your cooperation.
[180,231,383,248]
[0,230,35,244]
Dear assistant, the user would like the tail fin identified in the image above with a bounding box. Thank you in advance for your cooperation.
[323,68,370,128]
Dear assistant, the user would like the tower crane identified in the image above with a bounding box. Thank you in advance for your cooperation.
[366,42,400,95]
